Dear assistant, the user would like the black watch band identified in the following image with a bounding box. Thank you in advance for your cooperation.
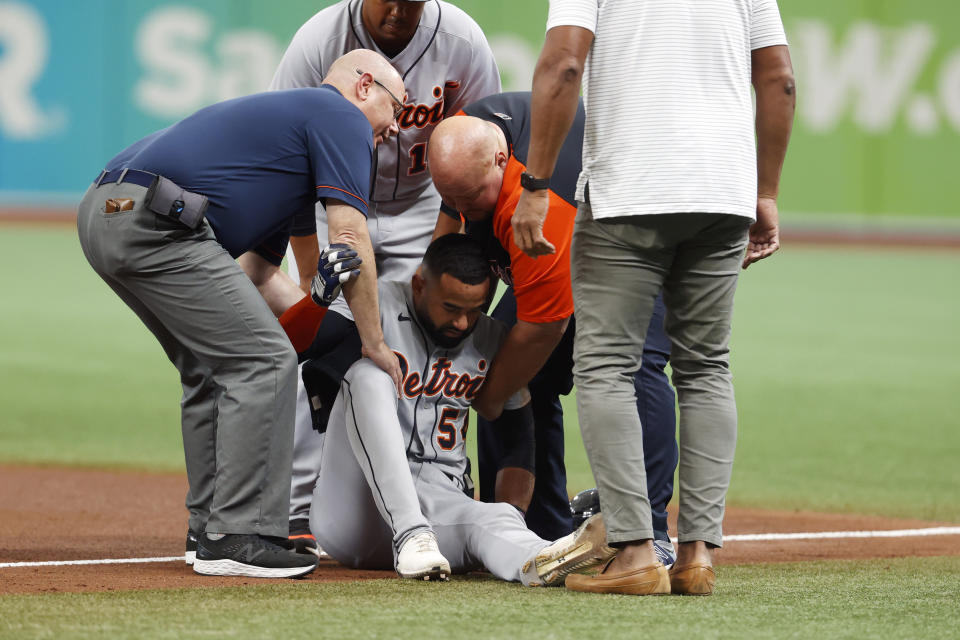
[520,172,550,192]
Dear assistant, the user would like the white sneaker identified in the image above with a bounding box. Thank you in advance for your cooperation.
[523,513,616,586]
[396,531,450,581]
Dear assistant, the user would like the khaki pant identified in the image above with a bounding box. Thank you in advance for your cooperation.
[77,180,297,537]
[571,205,750,547]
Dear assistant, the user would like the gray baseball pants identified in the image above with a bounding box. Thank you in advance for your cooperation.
[570,206,750,548]
[310,360,549,583]
[76,180,297,537]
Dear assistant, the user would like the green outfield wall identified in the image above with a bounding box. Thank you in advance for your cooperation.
[1,0,957,222]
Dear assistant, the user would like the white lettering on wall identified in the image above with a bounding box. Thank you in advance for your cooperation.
[134,6,212,118]
[790,20,955,134]
[0,1,64,139]
[134,7,280,120]
[215,31,281,101]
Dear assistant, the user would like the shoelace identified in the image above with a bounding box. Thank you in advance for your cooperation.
[410,534,436,552]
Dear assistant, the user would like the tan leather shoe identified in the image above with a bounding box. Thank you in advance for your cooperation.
[565,560,670,595]
[669,563,715,595]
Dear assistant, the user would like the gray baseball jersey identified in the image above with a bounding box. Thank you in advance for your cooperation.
[310,281,547,582]
[379,280,529,482]
[270,0,502,204]
[275,0,502,522]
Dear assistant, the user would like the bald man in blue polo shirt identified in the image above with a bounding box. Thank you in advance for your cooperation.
[76,49,404,579]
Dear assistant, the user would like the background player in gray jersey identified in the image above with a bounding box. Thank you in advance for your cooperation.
[272,0,501,288]
[311,234,615,585]
[269,0,502,546]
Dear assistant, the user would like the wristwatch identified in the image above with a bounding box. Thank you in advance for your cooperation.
[520,172,550,192]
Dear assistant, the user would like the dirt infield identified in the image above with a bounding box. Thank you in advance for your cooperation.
[1,466,958,595]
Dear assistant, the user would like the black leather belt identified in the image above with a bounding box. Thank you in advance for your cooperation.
[94,169,157,189]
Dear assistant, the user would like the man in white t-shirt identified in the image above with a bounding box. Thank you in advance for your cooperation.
[512,0,795,595]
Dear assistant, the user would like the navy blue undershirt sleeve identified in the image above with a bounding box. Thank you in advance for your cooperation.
[291,207,318,237]
[253,221,295,267]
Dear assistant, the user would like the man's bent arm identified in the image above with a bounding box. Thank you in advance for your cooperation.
[472,317,569,421]
[746,44,795,269]
[238,251,305,316]
[512,25,593,258]
[326,200,402,392]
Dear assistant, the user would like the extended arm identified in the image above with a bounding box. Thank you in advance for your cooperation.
[512,25,593,258]
[238,251,306,316]
[326,200,402,392]
[472,317,569,421]
[745,44,795,269]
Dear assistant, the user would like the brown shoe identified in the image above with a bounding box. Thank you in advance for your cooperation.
[565,559,670,595]
[669,563,715,595]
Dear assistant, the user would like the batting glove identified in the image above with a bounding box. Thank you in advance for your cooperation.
[311,243,362,307]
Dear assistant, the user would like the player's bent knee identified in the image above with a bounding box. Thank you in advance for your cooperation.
[343,359,396,396]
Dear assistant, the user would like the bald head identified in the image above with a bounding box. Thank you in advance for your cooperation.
[323,50,405,147]
[429,116,509,220]
[325,49,403,93]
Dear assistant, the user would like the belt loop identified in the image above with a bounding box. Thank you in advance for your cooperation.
[95,170,106,187]
[117,168,129,185]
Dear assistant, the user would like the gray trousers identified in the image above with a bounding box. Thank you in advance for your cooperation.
[311,360,549,584]
[76,181,297,537]
[571,206,750,548]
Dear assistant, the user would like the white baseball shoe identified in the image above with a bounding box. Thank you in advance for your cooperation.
[523,513,616,586]
[396,531,450,581]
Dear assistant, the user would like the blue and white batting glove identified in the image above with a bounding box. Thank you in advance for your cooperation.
[311,243,362,307]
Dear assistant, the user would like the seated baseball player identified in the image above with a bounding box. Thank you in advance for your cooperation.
[307,234,614,584]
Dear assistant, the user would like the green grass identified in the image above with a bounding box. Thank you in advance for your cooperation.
[0,228,183,470]
[1,228,959,520]
[1,228,959,638]
[726,247,960,521]
[1,557,959,639]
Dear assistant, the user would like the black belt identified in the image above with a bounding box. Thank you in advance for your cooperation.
[94,169,157,189]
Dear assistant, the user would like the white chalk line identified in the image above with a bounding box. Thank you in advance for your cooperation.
[0,556,184,568]
[721,526,960,542]
[2,527,959,569]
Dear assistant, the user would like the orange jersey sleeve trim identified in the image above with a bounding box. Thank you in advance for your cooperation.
[258,244,284,259]
[316,185,367,208]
